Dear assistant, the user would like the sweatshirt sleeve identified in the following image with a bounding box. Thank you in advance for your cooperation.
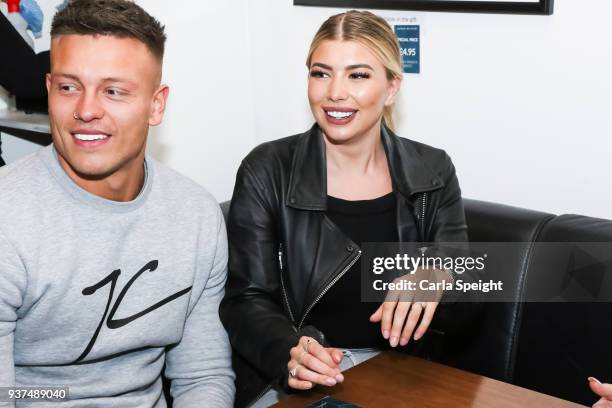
[164,205,235,408]
[0,229,26,408]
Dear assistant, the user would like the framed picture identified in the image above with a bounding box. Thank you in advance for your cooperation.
[293,0,554,15]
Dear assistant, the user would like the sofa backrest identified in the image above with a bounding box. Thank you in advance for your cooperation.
[448,199,554,382]
[513,214,612,406]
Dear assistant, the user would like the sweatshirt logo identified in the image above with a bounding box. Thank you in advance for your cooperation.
[73,260,192,363]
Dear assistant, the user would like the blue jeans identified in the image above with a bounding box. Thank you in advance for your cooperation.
[250,348,381,408]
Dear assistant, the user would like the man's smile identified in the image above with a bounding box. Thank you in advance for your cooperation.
[71,129,112,146]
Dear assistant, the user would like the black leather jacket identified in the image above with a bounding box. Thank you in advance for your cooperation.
[220,124,476,407]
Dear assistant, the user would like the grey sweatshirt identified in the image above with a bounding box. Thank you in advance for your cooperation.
[0,146,235,407]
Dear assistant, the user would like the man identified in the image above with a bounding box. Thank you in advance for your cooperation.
[0,0,234,406]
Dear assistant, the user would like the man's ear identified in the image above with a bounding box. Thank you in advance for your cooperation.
[149,84,170,126]
[46,73,52,93]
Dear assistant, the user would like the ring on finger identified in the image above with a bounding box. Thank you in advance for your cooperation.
[289,365,299,378]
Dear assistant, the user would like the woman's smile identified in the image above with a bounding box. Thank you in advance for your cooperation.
[323,107,358,125]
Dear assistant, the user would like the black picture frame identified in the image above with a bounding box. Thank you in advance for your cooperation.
[293,0,554,15]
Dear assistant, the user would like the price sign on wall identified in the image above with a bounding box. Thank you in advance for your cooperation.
[394,25,420,74]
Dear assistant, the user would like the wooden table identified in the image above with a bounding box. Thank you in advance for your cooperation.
[273,351,585,407]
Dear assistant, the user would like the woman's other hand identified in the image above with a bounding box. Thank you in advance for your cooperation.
[370,300,439,347]
[590,377,612,407]
[369,267,449,347]
[287,336,344,390]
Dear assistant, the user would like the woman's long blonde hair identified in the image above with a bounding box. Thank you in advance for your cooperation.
[306,10,403,130]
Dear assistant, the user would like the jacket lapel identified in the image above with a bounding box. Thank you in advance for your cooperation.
[286,124,444,211]
[286,124,327,210]
[381,126,444,196]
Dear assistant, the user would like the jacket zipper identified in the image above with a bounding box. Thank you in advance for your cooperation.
[297,249,362,329]
[254,244,309,403]
[418,192,445,336]
[421,192,427,241]
[278,243,296,325]
[252,245,294,405]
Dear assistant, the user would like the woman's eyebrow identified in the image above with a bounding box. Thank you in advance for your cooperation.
[310,63,374,70]
[311,62,332,70]
[346,64,374,70]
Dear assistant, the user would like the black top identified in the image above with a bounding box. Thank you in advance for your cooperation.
[306,191,414,348]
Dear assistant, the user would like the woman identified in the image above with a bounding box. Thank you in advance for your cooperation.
[220,10,477,407]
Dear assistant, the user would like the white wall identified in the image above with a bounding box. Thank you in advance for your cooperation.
[142,0,254,201]
[248,0,612,219]
[3,0,611,217]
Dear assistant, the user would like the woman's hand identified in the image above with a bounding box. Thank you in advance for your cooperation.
[370,300,439,347]
[590,377,612,407]
[287,336,344,390]
[369,267,449,347]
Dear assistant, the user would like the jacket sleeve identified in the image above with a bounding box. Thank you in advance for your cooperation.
[428,153,483,334]
[429,153,469,244]
[0,229,26,408]
[219,161,303,383]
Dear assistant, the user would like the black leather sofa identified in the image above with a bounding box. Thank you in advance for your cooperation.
[218,198,612,407]
[452,198,612,406]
